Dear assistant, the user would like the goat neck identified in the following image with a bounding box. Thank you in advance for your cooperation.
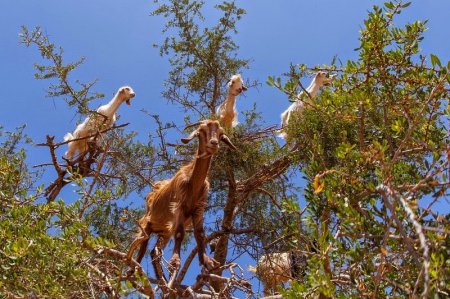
[225,88,238,107]
[189,133,213,195]
[101,90,126,117]
[303,77,322,99]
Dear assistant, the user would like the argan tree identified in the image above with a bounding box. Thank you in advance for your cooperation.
[271,2,449,297]
[0,1,448,298]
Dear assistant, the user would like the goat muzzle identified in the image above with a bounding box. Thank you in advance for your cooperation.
[125,93,135,106]
[206,144,219,155]
[210,139,219,146]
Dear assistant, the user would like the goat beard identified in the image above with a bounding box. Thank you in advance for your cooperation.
[126,99,132,105]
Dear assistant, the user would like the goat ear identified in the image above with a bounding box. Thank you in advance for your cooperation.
[181,130,199,144]
[221,134,237,150]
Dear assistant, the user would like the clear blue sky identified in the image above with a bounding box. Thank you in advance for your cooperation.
[1,0,449,294]
[1,0,448,146]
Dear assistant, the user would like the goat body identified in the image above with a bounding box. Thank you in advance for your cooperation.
[248,251,307,295]
[64,86,135,160]
[278,72,336,138]
[216,74,247,128]
[127,120,236,279]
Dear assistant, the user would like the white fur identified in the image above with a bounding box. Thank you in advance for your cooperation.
[249,251,306,296]
[248,252,292,296]
[216,74,247,128]
[64,86,136,160]
[278,72,336,138]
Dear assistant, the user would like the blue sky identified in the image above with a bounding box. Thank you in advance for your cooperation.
[1,0,449,294]
[1,0,448,146]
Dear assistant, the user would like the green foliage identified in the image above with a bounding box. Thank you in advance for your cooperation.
[19,26,104,115]
[0,127,149,298]
[152,0,249,116]
[0,126,35,205]
[0,201,93,297]
[0,129,92,297]
[273,1,449,297]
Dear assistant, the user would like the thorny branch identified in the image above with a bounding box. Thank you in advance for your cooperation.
[376,184,430,298]
[87,242,253,299]
[177,228,255,284]
[34,123,129,202]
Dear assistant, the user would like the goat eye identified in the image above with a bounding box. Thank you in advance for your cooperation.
[125,87,130,91]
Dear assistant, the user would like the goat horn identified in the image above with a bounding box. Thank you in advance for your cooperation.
[221,134,237,150]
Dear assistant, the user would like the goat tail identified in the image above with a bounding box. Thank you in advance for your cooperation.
[64,132,74,142]
[248,265,257,274]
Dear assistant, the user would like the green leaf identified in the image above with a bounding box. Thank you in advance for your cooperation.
[125,279,133,289]
[384,2,394,9]
[402,2,412,8]
[430,54,441,67]
[330,55,337,66]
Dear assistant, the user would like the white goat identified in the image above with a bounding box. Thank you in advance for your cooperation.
[278,72,336,138]
[216,74,248,128]
[248,251,307,295]
[64,86,135,160]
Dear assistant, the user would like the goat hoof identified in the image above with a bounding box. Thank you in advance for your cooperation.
[168,256,181,273]
[203,255,220,271]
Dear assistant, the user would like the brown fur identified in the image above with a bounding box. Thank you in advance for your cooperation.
[127,120,236,279]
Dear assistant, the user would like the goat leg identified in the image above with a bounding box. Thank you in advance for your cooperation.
[126,237,148,276]
[193,212,220,271]
[135,238,150,264]
[151,237,168,283]
[168,222,185,274]
[127,236,146,261]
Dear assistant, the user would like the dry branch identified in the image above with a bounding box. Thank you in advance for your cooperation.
[35,123,129,202]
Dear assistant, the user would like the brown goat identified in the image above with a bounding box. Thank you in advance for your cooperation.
[127,120,236,280]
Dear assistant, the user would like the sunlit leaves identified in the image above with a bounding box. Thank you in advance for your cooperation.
[270,1,449,297]
[430,54,442,68]
[313,175,325,194]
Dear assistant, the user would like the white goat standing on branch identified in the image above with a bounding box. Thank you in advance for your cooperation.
[216,74,248,128]
[248,250,307,296]
[64,86,136,160]
[127,120,237,281]
[278,72,336,138]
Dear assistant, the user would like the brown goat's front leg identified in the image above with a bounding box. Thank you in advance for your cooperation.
[126,235,149,276]
[127,218,151,263]
[135,238,149,264]
[127,237,145,261]
[168,220,185,273]
[193,209,219,270]
[151,236,169,282]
